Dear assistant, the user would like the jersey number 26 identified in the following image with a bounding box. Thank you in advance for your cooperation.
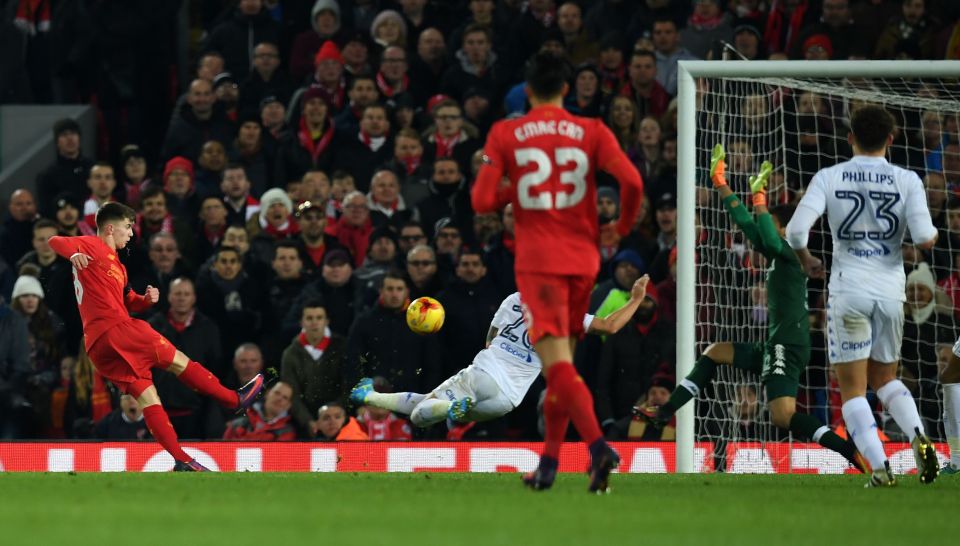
[514,147,588,210]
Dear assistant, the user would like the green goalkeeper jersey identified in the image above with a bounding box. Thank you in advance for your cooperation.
[723,194,809,347]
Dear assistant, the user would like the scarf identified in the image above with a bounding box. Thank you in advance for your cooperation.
[259,211,300,238]
[167,310,195,333]
[764,0,808,54]
[360,130,387,152]
[375,71,409,98]
[689,11,723,30]
[298,116,335,163]
[298,326,332,360]
[599,64,625,95]
[305,241,326,267]
[204,224,226,247]
[13,0,50,35]
[400,155,421,175]
[635,305,660,336]
[434,131,464,158]
[320,79,346,110]
[134,213,174,240]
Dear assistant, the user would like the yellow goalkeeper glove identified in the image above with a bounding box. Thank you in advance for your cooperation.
[710,143,727,188]
[749,160,773,207]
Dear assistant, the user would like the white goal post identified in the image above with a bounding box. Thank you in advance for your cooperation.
[675,60,960,473]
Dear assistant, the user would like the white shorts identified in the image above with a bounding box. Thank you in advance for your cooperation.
[430,365,514,420]
[826,294,903,364]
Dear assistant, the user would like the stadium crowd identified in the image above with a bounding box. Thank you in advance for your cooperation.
[1,0,959,445]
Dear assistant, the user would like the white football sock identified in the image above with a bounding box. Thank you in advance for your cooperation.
[943,383,960,467]
[365,392,426,414]
[410,398,451,427]
[842,397,887,470]
[876,379,924,442]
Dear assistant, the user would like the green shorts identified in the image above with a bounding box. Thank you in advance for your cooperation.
[732,342,809,400]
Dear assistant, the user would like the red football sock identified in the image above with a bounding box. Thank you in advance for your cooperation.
[546,361,603,446]
[542,386,570,460]
[176,361,239,408]
[142,405,191,463]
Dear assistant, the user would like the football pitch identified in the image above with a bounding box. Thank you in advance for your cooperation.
[1,473,957,545]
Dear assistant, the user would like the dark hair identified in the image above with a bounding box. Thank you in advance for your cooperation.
[458,247,485,264]
[525,51,570,100]
[382,267,408,285]
[33,218,59,233]
[630,49,656,64]
[139,185,165,204]
[362,103,388,116]
[652,17,678,30]
[223,161,246,173]
[770,203,796,227]
[274,239,301,253]
[301,298,327,314]
[91,160,114,172]
[850,105,895,152]
[349,73,376,90]
[215,245,241,260]
[95,202,136,229]
[462,23,491,44]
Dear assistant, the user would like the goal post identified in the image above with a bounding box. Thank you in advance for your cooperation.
[675,60,960,474]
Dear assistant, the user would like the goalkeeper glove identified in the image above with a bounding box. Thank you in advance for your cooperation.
[709,143,727,188]
[749,160,773,207]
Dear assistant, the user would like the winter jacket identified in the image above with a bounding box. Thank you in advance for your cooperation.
[280,334,348,431]
[36,154,94,218]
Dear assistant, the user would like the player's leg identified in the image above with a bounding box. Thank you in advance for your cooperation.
[165,349,258,410]
[350,378,427,415]
[767,393,867,473]
[408,369,477,427]
[132,381,205,469]
[409,395,453,427]
[642,342,735,425]
[458,368,514,422]
[866,299,937,484]
[941,345,960,473]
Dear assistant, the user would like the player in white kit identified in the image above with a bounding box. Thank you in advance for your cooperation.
[785,105,939,487]
[350,277,649,427]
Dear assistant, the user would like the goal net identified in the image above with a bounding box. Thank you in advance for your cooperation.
[677,61,960,473]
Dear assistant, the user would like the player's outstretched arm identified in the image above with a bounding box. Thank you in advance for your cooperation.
[713,144,765,248]
[595,123,644,236]
[588,275,650,335]
[471,130,509,213]
[785,176,827,279]
[123,285,155,313]
[47,235,93,270]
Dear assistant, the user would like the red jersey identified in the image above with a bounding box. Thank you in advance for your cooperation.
[47,235,152,349]
[472,105,643,276]
[358,408,413,441]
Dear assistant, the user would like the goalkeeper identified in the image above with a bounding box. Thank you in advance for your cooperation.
[639,144,867,473]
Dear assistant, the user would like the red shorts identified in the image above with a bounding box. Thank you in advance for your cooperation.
[86,319,177,397]
[515,272,594,344]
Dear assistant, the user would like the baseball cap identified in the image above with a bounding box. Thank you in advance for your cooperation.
[656,192,677,210]
[323,249,351,267]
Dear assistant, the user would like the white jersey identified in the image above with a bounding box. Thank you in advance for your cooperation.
[473,292,594,406]
[794,156,936,301]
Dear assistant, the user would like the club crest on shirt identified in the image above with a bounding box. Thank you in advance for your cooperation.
[107,254,116,260]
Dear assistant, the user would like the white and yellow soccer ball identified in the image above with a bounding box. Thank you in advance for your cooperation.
[406,296,445,335]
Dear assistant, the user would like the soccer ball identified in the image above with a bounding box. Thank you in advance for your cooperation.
[406,297,445,334]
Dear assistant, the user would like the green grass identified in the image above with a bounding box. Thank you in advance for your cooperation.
[1,473,958,545]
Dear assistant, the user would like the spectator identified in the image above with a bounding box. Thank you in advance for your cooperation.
[213,72,241,122]
[80,162,117,230]
[292,200,338,275]
[341,30,374,78]
[1,189,38,267]
[160,79,235,163]
[196,246,264,365]
[277,88,338,186]
[472,212,502,251]
[63,344,112,439]
[598,187,621,266]
[162,156,202,222]
[356,226,401,305]
[408,28,449,107]
[224,382,297,440]
[763,0,816,56]
[224,342,264,391]
[649,192,677,283]
[506,0,559,76]
[298,41,348,116]
[0,297,31,438]
[289,0,345,83]
[367,169,411,229]
[634,116,665,185]
[281,300,348,437]
[346,270,441,393]
[36,118,93,219]
[333,104,394,193]
[15,220,81,351]
[260,95,289,142]
[197,196,230,265]
[397,221,429,259]
[679,0,734,59]
[422,99,482,176]
[221,163,261,226]
[10,273,65,437]
[585,0,635,40]
[375,45,413,99]
[731,18,766,60]
[441,24,505,101]
[596,31,627,97]
[620,50,669,120]
[556,2,599,66]
[406,244,444,299]
[801,34,833,60]
[117,144,151,207]
[232,114,279,197]
[329,191,375,267]
[793,0,869,59]
[652,17,697,97]
[51,192,87,237]
[564,64,604,118]
[94,394,149,440]
[129,232,192,312]
[195,140,229,199]
[356,376,413,440]
[484,203,516,296]
[147,277,224,437]
[135,187,197,269]
[414,157,471,240]
[240,41,294,116]
[590,249,647,316]
[387,129,432,208]
[334,74,382,137]
[286,249,360,337]
[606,95,641,153]
[262,240,309,363]
[315,401,369,440]
[436,249,500,377]
[248,187,299,265]
[596,285,674,434]
[433,221,464,280]
[203,0,281,80]
[875,0,936,60]
[370,9,408,53]
[196,51,226,82]
[620,375,676,440]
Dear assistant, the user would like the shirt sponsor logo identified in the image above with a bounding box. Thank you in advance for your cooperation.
[499,342,533,363]
[847,244,890,258]
[841,340,872,351]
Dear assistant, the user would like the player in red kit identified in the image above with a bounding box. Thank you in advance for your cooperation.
[48,202,264,471]
[471,52,643,492]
